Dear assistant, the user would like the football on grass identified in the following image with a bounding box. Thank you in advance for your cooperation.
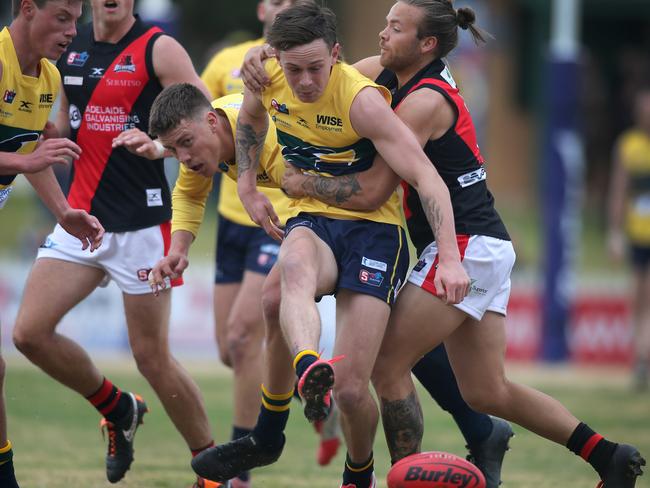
[387,451,486,488]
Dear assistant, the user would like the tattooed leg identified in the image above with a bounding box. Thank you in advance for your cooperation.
[380,391,424,464]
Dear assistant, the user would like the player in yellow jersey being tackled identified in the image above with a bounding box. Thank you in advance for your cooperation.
[191,3,469,487]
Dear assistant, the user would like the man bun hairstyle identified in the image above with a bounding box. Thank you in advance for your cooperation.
[401,0,490,58]
[456,7,475,30]
[456,6,487,45]
[266,1,338,52]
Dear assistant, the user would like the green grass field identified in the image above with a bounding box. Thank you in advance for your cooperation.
[5,358,649,488]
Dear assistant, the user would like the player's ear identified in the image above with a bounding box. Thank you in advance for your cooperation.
[331,43,341,64]
[206,110,218,133]
[21,0,37,20]
[421,36,438,56]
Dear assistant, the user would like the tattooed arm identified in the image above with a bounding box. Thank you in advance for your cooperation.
[350,86,470,304]
[281,156,401,210]
[235,85,283,241]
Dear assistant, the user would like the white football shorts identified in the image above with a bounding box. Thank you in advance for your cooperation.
[408,234,516,320]
[37,221,182,295]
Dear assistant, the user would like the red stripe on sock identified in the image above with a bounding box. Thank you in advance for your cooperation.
[191,441,215,457]
[87,379,113,407]
[100,390,122,416]
[580,433,604,461]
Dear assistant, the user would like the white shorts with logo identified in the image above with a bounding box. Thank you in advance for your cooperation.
[408,235,515,321]
[37,222,182,295]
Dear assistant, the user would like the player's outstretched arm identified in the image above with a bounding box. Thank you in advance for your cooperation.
[235,86,283,241]
[350,87,470,304]
[149,229,193,296]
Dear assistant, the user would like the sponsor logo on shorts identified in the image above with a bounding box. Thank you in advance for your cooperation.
[362,256,387,272]
[469,278,488,296]
[257,253,271,266]
[146,188,163,207]
[40,235,57,249]
[413,259,427,272]
[260,243,280,255]
[137,268,152,282]
[359,269,383,287]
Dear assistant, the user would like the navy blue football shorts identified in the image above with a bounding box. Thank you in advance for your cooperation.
[215,214,280,284]
[284,213,409,306]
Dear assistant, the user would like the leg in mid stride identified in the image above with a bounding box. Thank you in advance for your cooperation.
[374,272,646,487]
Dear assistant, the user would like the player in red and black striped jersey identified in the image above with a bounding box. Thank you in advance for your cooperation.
[277,1,645,486]
[11,1,222,486]
[56,17,170,231]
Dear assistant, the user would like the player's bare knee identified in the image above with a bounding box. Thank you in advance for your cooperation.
[217,343,233,368]
[226,324,262,368]
[333,382,369,414]
[460,384,507,416]
[278,254,315,292]
[12,322,49,357]
[132,346,170,379]
[261,282,281,324]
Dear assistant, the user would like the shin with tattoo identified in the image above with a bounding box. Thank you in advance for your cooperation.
[380,391,424,464]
